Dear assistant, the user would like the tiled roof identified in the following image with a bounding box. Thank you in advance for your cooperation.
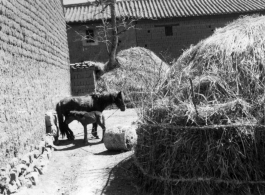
[65,0,265,22]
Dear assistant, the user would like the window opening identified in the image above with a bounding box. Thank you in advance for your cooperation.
[86,29,95,43]
[165,26,173,36]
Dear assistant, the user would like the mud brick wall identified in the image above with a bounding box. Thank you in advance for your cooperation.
[135,15,238,61]
[135,13,265,61]
[71,67,96,96]
[67,22,137,63]
[67,13,265,63]
[0,0,70,166]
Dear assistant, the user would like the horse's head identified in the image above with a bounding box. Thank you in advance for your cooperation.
[114,91,126,111]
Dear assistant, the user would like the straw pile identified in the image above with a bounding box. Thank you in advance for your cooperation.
[103,125,137,151]
[96,47,169,107]
[134,15,265,195]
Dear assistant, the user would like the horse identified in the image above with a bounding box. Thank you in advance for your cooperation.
[64,111,105,145]
[55,91,125,142]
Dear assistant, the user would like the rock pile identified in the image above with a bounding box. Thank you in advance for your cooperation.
[0,135,55,195]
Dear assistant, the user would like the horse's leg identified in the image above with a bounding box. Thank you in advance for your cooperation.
[83,124,89,145]
[65,123,75,141]
[54,125,60,145]
[68,128,75,140]
[92,123,99,139]
[97,115,106,142]
[64,116,75,141]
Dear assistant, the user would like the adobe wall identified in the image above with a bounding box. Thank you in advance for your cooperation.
[0,0,70,165]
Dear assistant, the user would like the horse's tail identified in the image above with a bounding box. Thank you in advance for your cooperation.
[56,101,66,138]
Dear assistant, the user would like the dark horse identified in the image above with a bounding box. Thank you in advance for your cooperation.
[55,91,126,142]
[64,111,105,144]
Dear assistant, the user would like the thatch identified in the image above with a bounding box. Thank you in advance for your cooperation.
[96,47,170,107]
[134,15,265,195]
[168,15,265,104]
[143,98,256,126]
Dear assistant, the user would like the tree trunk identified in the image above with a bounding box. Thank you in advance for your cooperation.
[106,0,118,72]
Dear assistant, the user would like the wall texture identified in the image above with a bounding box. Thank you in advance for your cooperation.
[0,0,70,165]
[67,22,137,63]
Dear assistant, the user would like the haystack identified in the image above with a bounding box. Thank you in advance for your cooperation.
[168,15,265,104]
[103,125,137,151]
[135,15,265,195]
[96,47,169,107]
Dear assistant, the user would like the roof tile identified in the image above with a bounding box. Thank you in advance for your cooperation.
[65,0,265,22]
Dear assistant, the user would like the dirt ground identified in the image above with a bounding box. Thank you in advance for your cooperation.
[17,109,142,195]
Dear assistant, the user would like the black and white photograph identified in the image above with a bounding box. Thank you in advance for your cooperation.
[1,0,265,194]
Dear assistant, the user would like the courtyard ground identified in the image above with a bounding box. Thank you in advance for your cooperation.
[17,109,142,195]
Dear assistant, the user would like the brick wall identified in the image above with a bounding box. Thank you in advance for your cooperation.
[0,0,70,165]
[71,67,96,95]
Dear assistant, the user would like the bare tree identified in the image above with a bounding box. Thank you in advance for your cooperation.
[67,0,135,75]
[94,0,135,72]
[107,0,118,71]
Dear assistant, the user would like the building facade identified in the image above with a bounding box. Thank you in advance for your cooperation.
[65,0,265,63]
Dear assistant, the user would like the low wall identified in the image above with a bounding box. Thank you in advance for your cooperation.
[70,62,96,96]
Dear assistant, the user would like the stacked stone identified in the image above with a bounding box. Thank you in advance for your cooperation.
[0,135,55,194]
[45,110,59,144]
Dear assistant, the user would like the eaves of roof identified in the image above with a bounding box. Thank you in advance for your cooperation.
[64,0,265,23]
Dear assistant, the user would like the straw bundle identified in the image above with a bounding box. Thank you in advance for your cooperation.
[134,15,265,195]
[96,47,169,107]
[103,125,137,151]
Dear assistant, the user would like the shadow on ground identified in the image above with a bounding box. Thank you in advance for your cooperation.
[55,138,102,151]
[100,157,143,195]
[94,150,124,156]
